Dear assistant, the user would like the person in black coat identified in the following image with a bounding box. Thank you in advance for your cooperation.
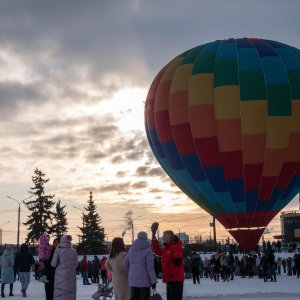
[268,250,277,282]
[44,238,60,300]
[76,262,81,276]
[189,249,201,284]
[15,243,35,297]
[92,256,100,283]
[153,254,160,278]
[34,261,40,280]
[259,253,268,282]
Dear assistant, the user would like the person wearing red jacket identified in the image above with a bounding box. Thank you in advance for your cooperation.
[99,256,108,284]
[81,255,91,285]
[151,225,184,300]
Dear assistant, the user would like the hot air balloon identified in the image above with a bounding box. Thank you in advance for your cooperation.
[145,38,300,251]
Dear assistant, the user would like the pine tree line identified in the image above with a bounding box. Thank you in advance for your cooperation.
[23,168,106,254]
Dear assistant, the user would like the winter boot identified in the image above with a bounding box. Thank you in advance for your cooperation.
[9,284,13,296]
[21,288,27,297]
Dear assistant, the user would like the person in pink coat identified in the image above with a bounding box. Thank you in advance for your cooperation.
[51,235,78,300]
[38,234,53,283]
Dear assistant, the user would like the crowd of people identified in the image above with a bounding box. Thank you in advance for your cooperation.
[103,225,185,300]
[0,235,77,299]
[0,230,300,300]
[75,226,184,300]
[182,249,300,284]
[79,255,109,286]
[0,222,185,300]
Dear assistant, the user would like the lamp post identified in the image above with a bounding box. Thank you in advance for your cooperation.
[212,217,217,246]
[0,221,10,246]
[131,215,142,245]
[7,195,33,253]
[174,225,187,240]
[106,230,115,243]
[73,206,85,243]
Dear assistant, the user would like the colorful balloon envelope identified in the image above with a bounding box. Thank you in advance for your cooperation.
[145,38,300,251]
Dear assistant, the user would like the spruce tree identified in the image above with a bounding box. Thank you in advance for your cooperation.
[51,199,68,240]
[23,168,55,244]
[77,191,105,254]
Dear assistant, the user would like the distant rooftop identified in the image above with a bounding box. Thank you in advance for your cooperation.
[280,210,300,216]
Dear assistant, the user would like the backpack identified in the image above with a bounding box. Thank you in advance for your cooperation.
[1,256,9,268]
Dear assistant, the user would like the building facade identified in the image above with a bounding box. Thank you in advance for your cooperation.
[279,211,300,245]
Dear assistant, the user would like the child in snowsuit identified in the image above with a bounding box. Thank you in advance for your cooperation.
[38,234,52,283]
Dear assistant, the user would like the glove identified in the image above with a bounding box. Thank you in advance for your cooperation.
[151,283,156,289]
[151,222,159,235]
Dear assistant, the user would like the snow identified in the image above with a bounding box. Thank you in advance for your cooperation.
[15,252,299,299]
[11,270,299,300]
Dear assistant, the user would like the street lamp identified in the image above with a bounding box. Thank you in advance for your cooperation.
[131,215,142,245]
[174,225,187,240]
[106,230,115,242]
[0,221,10,246]
[73,206,85,243]
[210,217,217,246]
[7,195,33,253]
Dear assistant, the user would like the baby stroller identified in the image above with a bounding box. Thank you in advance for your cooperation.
[92,281,114,300]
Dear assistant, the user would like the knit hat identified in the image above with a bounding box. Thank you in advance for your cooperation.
[137,231,148,241]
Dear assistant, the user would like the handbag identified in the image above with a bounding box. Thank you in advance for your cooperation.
[149,289,163,300]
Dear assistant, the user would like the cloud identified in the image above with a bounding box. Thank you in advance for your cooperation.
[107,130,148,164]
[135,165,166,178]
[149,187,169,194]
[116,171,127,178]
[67,180,149,197]
[131,181,147,190]
[0,2,154,107]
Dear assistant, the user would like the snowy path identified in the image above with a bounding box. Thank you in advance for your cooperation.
[9,272,300,299]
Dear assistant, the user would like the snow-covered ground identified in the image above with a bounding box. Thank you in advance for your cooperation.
[19,252,299,299]
[9,271,300,300]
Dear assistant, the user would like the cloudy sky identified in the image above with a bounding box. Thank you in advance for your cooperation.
[1,0,300,246]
